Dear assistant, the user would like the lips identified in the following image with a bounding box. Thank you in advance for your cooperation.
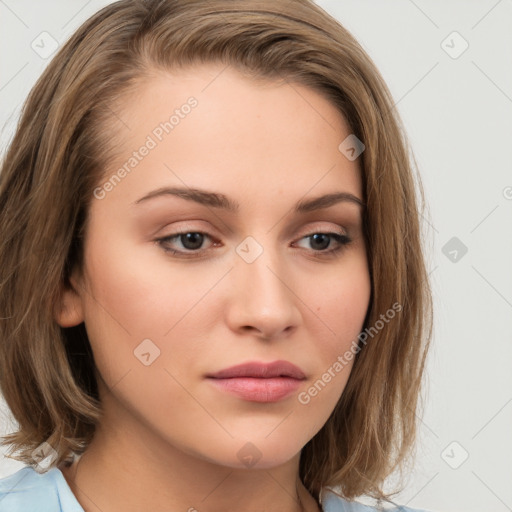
[207,360,306,380]
[206,360,306,403]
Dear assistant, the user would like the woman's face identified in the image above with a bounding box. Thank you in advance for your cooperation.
[58,63,371,469]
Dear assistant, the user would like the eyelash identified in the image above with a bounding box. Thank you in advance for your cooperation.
[155,229,352,260]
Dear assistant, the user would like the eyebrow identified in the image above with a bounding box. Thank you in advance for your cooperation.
[133,186,365,213]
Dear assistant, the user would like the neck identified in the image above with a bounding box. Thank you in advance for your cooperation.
[59,403,321,512]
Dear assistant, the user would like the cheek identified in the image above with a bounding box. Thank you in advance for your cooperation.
[78,228,226,389]
[291,255,370,411]
[77,234,169,383]
[309,256,371,350]
[81,227,186,329]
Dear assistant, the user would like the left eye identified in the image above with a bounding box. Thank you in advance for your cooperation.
[161,232,210,251]
[156,231,351,258]
[295,232,350,252]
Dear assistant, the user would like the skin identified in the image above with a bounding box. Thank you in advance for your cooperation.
[55,63,371,512]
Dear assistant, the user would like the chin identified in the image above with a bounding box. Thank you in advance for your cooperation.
[189,435,305,471]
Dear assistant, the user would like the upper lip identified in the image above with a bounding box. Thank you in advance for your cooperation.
[207,360,306,380]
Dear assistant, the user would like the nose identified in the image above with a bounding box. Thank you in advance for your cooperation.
[224,244,302,341]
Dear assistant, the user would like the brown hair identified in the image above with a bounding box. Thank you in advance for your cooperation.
[0,0,433,503]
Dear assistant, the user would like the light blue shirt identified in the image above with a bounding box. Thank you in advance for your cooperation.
[0,466,432,512]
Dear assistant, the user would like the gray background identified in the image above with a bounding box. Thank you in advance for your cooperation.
[1,1,512,511]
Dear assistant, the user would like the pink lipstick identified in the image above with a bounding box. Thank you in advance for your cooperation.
[206,360,306,403]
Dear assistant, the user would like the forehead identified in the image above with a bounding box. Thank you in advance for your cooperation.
[96,63,363,210]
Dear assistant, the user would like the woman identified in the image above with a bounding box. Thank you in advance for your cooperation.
[0,1,433,511]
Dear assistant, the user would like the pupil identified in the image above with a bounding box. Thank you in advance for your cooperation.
[311,234,330,250]
[181,233,203,250]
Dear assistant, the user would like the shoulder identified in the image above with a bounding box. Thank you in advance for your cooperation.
[0,466,84,512]
[320,489,434,512]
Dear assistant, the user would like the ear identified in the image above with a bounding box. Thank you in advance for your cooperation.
[54,271,85,328]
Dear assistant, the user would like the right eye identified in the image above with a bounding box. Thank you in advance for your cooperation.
[155,230,220,258]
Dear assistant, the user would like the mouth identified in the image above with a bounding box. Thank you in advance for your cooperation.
[206,360,306,403]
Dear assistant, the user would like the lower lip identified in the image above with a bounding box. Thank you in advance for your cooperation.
[207,377,302,402]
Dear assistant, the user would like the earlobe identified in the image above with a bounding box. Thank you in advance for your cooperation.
[54,275,85,328]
